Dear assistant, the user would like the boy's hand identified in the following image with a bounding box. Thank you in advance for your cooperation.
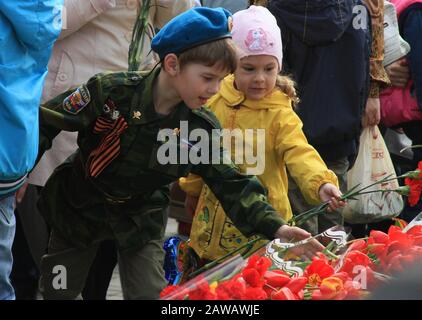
[185,195,199,217]
[274,225,324,260]
[318,183,345,212]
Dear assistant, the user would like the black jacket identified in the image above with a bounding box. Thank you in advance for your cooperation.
[268,0,371,163]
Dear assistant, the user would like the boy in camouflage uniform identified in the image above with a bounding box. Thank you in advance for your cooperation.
[37,7,324,299]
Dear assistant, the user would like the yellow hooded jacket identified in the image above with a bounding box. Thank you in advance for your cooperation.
[179,75,338,260]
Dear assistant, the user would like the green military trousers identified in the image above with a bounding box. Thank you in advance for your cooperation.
[39,230,167,300]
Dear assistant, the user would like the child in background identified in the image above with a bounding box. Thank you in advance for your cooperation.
[181,6,345,263]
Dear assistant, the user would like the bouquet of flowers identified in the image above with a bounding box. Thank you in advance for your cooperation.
[161,217,422,300]
[288,161,422,227]
[161,160,422,300]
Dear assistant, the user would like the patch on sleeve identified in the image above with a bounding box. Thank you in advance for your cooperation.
[63,85,91,114]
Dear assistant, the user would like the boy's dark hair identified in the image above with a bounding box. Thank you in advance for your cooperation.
[178,38,237,74]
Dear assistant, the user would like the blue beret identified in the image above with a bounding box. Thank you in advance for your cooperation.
[151,7,233,60]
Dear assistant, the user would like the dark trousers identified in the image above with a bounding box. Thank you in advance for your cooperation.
[11,211,39,300]
[40,230,166,300]
[11,184,118,300]
[82,240,117,300]
[288,157,348,235]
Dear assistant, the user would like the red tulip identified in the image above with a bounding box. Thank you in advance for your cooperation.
[310,289,323,300]
[305,258,335,286]
[331,272,350,283]
[348,239,368,252]
[407,225,422,237]
[369,230,389,244]
[319,277,344,299]
[160,285,182,299]
[245,256,272,276]
[343,280,363,299]
[264,270,291,288]
[216,277,246,300]
[242,268,265,288]
[388,239,413,254]
[341,250,372,277]
[413,235,422,247]
[285,276,308,293]
[189,281,216,300]
[367,242,386,256]
[243,287,268,300]
[271,287,297,300]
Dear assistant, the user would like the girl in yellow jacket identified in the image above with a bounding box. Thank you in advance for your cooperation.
[179,5,344,261]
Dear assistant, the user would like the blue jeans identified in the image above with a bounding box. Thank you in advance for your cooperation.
[0,195,16,300]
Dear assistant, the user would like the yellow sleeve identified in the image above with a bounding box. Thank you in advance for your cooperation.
[275,108,339,205]
[179,173,204,197]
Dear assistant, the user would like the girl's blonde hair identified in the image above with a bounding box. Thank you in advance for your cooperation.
[275,74,300,107]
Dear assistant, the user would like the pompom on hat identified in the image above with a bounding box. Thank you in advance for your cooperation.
[151,7,233,60]
[232,5,283,70]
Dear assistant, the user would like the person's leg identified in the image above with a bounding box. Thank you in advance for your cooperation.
[40,230,99,300]
[82,239,117,300]
[11,209,39,300]
[0,195,16,300]
[118,239,167,300]
[15,185,49,270]
[11,184,48,300]
[317,157,348,233]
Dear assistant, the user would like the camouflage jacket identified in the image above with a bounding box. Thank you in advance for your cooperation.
[38,68,285,250]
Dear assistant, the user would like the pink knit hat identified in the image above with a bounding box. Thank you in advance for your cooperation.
[232,5,283,71]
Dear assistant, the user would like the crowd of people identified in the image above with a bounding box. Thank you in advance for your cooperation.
[0,0,421,300]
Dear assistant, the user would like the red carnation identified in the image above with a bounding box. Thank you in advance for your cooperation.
[405,177,422,207]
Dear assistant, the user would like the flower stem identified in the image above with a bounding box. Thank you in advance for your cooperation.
[400,145,422,154]
[188,237,263,279]
[289,167,416,227]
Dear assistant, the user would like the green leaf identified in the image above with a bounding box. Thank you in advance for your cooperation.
[367,253,380,265]
[341,183,361,198]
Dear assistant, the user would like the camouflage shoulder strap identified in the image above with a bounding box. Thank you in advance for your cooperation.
[91,71,147,89]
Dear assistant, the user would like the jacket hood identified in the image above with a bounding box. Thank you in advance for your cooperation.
[268,0,359,46]
[217,74,292,110]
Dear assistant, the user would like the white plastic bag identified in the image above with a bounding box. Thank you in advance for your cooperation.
[342,126,404,224]
[383,0,410,67]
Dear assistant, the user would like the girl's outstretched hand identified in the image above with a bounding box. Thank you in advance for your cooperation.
[318,183,346,212]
